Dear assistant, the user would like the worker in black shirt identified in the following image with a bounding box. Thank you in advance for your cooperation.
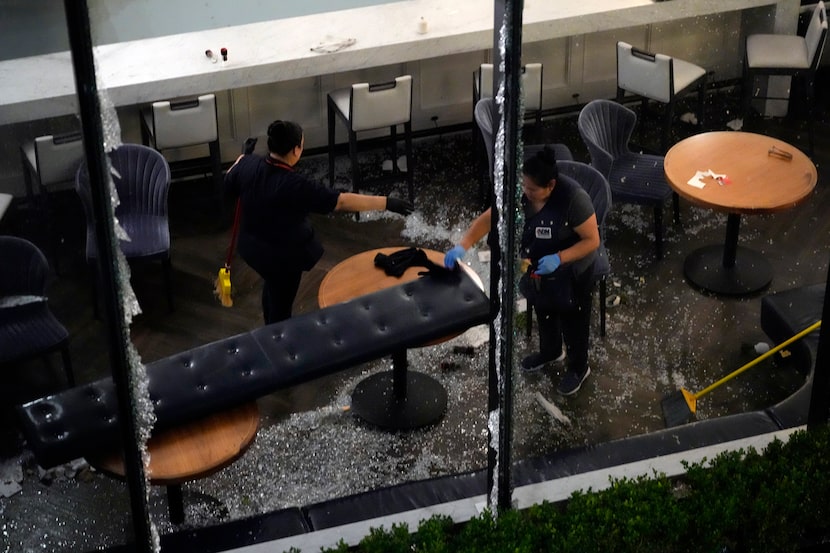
[225,120,414,324]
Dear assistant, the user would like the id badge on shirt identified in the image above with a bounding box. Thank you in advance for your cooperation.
[535,227,552,240]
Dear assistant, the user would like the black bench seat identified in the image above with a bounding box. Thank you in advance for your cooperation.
[17,270,491,469]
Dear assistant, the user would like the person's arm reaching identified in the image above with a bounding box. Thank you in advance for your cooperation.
[444,208,492,268]
[334,193,414,214]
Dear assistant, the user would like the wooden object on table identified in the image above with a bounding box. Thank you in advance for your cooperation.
[89,402,259,523]
[664,131,817,295]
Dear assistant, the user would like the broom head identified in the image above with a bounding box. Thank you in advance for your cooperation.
[661,388,697,428]
[215,267,233,307]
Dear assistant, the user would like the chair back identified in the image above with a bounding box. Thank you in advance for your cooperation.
[32,131,84,187]
[616,41,674,103]
[349,75,412,132]
[474,98,496,179]
[476,63,543,111]
[577,99,637,178]
[557,160,611,229]
[557,160,612,280]
[77,143,170,216]
[150,94,218,149]
[0,236,48,297]
[76,144,171,258]
[806,2,828,70]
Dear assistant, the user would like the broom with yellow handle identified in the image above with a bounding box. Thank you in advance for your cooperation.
[214,138,257,307]
[661,320,821,428]
[215,265,233,307]
[214,199,242,307]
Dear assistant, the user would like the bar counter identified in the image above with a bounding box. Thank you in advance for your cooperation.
[0,0,795,127]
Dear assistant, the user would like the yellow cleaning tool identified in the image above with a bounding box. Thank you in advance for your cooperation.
[215,266,233,307]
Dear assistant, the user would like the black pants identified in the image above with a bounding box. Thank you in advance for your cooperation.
[239,237,305,325]
[534,274,594,375]
[261,269,302,325]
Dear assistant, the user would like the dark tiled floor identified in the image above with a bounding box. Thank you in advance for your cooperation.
[1,85,829,552]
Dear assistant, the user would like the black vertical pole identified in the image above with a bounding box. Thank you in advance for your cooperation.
[63,2,155,551]
[807,262,830,427]
[487,0,524,512]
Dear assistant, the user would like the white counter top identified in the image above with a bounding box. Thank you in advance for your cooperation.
[0,0,790,126]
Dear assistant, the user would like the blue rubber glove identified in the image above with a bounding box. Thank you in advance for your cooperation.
[444,244,467,269]
[534,253,561,275]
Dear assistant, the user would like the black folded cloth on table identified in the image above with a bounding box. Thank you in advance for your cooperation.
[374,247,456,280]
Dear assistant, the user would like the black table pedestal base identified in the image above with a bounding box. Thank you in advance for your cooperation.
[684,244,773,295]
[351,371,448,430]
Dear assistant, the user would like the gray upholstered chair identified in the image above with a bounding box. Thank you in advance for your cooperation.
[327,75,414,204]
[0,236,73,388]
[616,41,707,153]
[473,98,573,203]
[742,1,827,155]
[76,143,173,314]
[140,93,222,208]
[578,99,678,260]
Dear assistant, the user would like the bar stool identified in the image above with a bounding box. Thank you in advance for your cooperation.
[616,41,707,153]
[327,75,414,204]
[20,131,85,271]
[140,94,222,208]
[742,1,827,156]
[472,63,543,199]
[472,63,543,128]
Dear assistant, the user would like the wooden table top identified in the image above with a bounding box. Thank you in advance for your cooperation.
[90,402,259,485]
[318,246,483,307]
[318,247,484,347]
[664,132,817,214]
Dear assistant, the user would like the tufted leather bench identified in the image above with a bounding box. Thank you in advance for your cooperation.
[17,270,491,469]
[85,284,828,551]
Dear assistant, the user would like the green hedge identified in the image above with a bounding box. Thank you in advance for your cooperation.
[301,424,830,553]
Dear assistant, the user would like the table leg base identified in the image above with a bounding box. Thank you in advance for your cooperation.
[684,245,773,295]
[351,371,448,430]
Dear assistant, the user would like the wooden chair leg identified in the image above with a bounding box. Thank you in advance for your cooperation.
[327,99,337,188]
[209,140,222,216]
[697,75,708,131]
[349,130,360,221]
[599,278,607,338]
[60,344,74,387]
[404,121,414,205]
[661,100,674,154]
[654,203,664,261]
[163,257,174,313]
[672,192,681,225]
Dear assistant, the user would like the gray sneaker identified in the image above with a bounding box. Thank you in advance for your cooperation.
[557,367,591,396]
[521,350,566,372]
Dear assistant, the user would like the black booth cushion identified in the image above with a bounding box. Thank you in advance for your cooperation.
[760,283,824,428]
[304,470,487,531]
[760,283,824,374]
[18,272,490,468]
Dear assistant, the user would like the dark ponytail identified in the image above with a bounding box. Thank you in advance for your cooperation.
[522,145,558,187]
[266,120,304,155]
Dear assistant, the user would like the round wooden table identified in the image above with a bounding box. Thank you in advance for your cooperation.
[319,247,482,430]
[664,132,817,295]
[89,402,259,524]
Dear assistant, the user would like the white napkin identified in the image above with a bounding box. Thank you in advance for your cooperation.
[687,169,728,189]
